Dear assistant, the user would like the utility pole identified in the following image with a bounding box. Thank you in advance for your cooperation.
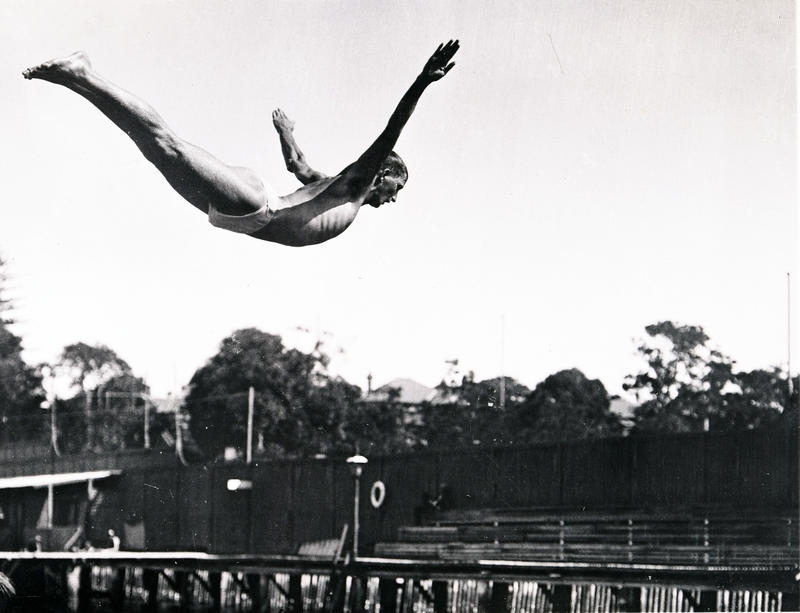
[499,314,506,409]
[85,390,94,452]
[143,398,151,449]
[246,386,255,464]
[50,399,61,457]
[175,404,188,466]
[40,367,61,457]
[788,272,793,398]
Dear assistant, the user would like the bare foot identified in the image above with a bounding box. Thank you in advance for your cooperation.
[23,51,91,83]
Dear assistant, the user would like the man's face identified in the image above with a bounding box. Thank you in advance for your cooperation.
[367,174,406,208]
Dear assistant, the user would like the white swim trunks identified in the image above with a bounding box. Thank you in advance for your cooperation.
[208,180,280,234]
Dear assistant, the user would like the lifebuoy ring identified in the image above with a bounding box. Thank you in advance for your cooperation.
[370,480,386,509]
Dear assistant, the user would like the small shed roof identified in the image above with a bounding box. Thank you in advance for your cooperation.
[0,470,121,490]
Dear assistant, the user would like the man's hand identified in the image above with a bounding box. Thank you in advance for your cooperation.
[272,108,295,133]
[421,40,459,82]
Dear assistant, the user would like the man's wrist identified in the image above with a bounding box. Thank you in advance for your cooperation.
[415,74,432,87]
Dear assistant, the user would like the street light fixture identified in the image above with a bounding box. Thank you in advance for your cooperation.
[346,454,368,558]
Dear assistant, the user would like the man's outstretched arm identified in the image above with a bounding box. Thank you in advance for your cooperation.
[272,109,328,185]
[344,40,459,189]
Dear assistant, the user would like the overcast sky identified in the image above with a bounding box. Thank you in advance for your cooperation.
[1,0,796,398]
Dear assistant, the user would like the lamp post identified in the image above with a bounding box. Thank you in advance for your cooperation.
[346,454,368,558]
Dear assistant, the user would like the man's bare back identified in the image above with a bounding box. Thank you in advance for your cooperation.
[23,41,459,247]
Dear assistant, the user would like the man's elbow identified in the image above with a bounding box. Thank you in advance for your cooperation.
[288,155,312,171]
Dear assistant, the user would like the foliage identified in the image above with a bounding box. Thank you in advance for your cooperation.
[0,257,45,443]
[413,376,531,448]
[338,386,410,455]
[0,328,46,443]
[56,342,132,396]
[92,372,161,452]
[457,375,531,411]
[51,342,154,453]
[725,367,791,429]
[624,321,788,433]
[778,375,799,429]
[185,328,364,459]
[413,370,624,448]
[510,368,622,443]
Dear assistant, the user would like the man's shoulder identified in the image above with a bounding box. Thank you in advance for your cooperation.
[293,171,370,204]
[278,175,340,206]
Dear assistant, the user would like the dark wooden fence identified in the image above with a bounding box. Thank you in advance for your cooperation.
[0,428,794,554]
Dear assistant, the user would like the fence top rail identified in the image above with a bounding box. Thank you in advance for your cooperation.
[0,551,794,586]
[353,556,798,591]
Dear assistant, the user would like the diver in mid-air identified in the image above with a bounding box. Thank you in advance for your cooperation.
[24,41,459,247]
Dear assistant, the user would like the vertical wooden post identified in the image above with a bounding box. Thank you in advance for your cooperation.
[262,573,272,613]
[175,570,191,611]
[143,568,160,611]
[696,589,718,612]
[432,580,448,613]
[487,581,510,613]
[550,584,571,613]
[378,578,398,613]
[475,580,490,612]
[288,573,303,613]
[325,570,347,613]
[109,567,126,611]
[208,571,222,613]
[46,483,54,529]
[247,573,262,612]
[617,587,642,613]
[781,591,798,612]
[57,563,73,611]
[77,563,93,613]
[348,575,367,613]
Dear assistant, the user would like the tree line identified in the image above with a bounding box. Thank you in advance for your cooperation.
[0,257,796,459]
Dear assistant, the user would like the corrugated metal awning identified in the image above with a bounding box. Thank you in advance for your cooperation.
[0,470,121,490]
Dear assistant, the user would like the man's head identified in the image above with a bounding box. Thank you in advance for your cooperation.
[365,151,408,208]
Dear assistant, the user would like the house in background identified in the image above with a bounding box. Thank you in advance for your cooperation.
[361,377,436,425]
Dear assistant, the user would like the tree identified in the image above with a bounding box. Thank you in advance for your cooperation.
[414,375,530,449]
[56,342,132,396]
[510,368,622,443]
[185,328,362,459]
[725,367,788,430]
[93,372,155,451]
[0,328,46,443]
[778,375,799,430]
[52,342,143,452]
[0,257,45,443]
[624,321,787,433]
[340,387,410,455]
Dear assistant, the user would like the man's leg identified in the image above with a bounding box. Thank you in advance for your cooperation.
[24,52,265,216]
